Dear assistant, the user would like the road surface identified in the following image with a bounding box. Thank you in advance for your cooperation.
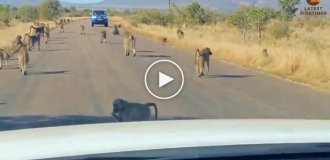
[0,19,330,130]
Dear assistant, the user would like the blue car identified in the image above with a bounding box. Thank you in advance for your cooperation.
[91,10,108,27]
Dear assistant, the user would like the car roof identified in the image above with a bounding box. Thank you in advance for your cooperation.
[1,119,330,159]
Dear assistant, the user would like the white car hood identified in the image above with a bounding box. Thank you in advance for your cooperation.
[1,119,330,159]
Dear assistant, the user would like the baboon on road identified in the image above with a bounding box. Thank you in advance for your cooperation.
[0,48,9,69]
[161,37,167,46]
[59,20,64,33]
[195,47,213,77]
[44,24,50,44]
[177,29,184,39]
[80,25,86,35]
[123,30,136,57]
[112,25,120,35]
[112,98,158,122]
[100,30,106,43]
[24,33,40,51]
[17,44,29,75]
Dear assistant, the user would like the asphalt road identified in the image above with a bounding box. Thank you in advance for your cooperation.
[0,19,330,130]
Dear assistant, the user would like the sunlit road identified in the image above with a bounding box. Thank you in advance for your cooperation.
[0,19,330,130]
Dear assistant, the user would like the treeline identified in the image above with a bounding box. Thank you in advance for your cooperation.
[111,0,329,40]
[0,0,91,26]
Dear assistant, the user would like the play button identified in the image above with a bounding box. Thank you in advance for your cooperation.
[145,59,184,100]
[159,72,173,88]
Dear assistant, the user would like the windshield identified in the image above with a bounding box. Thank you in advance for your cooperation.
[93,10,106,15]
[0,0,330,158]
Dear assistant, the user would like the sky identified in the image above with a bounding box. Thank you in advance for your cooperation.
[0,0,329,12]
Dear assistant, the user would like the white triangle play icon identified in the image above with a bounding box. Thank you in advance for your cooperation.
[158,72,174,88]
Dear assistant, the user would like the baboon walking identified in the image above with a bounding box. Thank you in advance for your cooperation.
[0,48,9,69]
[59,20,64,33]
[161,37,167,46]
[100,30,106,43]
[44,24,50,44]
[24,33,40,51]
[80,25,85,35]
[123,30,136,57]
[112,25,120,35]
[195,48,213,77]
[177,29,184,39]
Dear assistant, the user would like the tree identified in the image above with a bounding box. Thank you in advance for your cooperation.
[279,0,300,21]
[18,5,39,22]
[0,4,11,24]
[39,0,61,20]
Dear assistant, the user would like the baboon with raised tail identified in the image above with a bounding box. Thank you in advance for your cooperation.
[123,30,136,57]
[195,47,213,77]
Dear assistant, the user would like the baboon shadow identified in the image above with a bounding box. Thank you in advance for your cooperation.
[109,42,123,44]
[28,70,69,75]
[158,116,199,121]
[46,42,66,44]
[42,48,70,52]
[85,33,98,36]
[138,54,171,58]
[0,115,116,131]
[0,102,6,105]
[52,36,68,39]
[137,50,156,53]
[204,74,255,78]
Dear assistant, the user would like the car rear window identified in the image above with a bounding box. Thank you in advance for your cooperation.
[93,11,105,15]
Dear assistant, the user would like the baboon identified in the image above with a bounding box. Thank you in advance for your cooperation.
[112,98,158,122]
[100,30,106,43]
[79,25,85,35]
[24,33,40,51]
[16,44,29,75]
[59,20,64,33]
[111,25,120,35]
[44,24,50,44]
[117,24,122,28]
[177,29,184,39]
[195,47,213,77]
[161,37,167,46]
[67,19,70,23]
[123,30,136,57]
[54,20,59,28]
[0,48,9,69]
[181,22,188,30]
[262,48,269,57]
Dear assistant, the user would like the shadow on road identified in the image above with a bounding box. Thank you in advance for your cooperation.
[52,36,68,39]
[28,70,70,75]
[137,50,156,53]
[0,115,199,131]
[85,33,98,36]
[138,54,171,58]
[0,103,6,105]
[42,48,70,52]
[109,42,123,44]
[46,42,66,44]
[204,74,255,78]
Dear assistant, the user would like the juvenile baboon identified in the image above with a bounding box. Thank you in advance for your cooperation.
[17,44,29,75]
[161,37,167,46]
[117,24,122,28]
[79,25,85,35]
[123,30,136,57]
[262,48,269,57]
[111,25,120,35]
[112,98,158,122]
[181,22,188,30]
[195,47,213,77]
[0,48,9,69]
[100,30,106,43]
[44,24,50,44]
[177,29,184,39]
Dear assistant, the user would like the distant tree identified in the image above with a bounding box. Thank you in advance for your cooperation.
[17,5,39,22]
[0,4,11,24]
[278,0,300,21]
[39,0,61,20]
[82,8,92,16]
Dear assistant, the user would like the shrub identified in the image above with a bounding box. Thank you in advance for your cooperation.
[267,20,291,39]
[17,5,39,22]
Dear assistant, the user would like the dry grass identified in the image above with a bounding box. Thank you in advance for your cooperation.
[111,16,330,92]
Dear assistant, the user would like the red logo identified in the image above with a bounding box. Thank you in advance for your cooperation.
[307,0,320,6]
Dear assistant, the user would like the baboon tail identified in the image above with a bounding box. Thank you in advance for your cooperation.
[146,103,158,120]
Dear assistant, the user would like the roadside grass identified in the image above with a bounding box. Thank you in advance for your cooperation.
[110,16,330,92]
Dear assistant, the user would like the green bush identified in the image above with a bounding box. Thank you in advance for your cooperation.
[267,20,291,39]
[39,0,61,20]
[17,5,39,22]
[130,9,172,26]
[0,4,11,25]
